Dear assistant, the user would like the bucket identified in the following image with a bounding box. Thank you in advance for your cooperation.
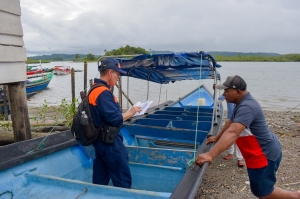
[198,98,205,106]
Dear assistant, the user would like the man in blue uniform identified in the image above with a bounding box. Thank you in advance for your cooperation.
[89,58,141,188]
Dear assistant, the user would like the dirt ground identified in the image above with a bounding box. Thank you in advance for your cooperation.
[196,110,300,198]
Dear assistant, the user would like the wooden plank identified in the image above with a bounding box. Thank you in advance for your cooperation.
[0,62,27,84]
[0,46,26,62]
[0,0,21,15]
[0,11,23,36]
[0,34,24,46]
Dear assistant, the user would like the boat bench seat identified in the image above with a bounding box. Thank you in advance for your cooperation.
[147,114,212,121]
[164,106,213,113]
[123,124,208,143]
[135,118,212,131]
[155,110,212,116]
[134,135,199,149]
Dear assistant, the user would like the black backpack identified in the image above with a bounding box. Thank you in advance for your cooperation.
[71,83,106,146]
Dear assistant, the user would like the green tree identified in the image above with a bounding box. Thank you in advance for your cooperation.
[104,45,148,56]
[75,54,80,61]
[86,53,96,61]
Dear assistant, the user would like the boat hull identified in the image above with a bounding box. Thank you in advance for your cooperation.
[54,66,71,75]
[0,85,223,198]
[26,71,54,94]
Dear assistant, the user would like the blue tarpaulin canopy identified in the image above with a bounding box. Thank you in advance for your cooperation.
[112,52,221,84]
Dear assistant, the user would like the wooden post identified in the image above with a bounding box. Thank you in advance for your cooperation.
[71,68,75,111]
[115,84,134,106]
[118,77,123,110]
[8,82,31,142]
[84,61,87,95]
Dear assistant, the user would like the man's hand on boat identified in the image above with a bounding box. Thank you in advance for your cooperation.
[206,136,218,144]
[195,152,213,167]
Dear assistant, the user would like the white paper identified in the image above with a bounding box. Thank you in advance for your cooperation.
[132,100,153,116]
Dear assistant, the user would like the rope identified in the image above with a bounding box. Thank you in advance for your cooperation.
[0,190,13,199]
[188,54,203,166]
[284,103,300,113]
[27,72,100,154]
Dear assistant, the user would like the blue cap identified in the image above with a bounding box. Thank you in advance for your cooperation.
[98,58,126,74]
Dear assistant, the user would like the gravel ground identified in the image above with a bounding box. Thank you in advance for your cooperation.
[196,110,300,199]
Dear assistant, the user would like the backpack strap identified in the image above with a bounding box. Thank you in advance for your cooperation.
[80,82,108,100]
[88,82,107,96]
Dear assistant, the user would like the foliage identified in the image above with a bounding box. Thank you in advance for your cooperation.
[57,98,78,127]
[26,59,50,64]
[104,45,148,56]
[209,51,281,57]
[0,98,79,131]
[28,54,99,62]
[212,54,300,62]
[82,53,96,62]
[29,98,78,127]
[26,52,300,62]
[38,100,50,125]
[0,114,12,131]
[74,54,80,62]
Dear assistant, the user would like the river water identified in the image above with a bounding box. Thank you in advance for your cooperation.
[27,61,300,111]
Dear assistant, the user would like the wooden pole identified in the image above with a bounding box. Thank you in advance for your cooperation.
[8,81,31,142]
[115,84,134,106]
[84,61,87,95]
[118,77,123,110]
[71,68,75,111]
[3,85,9,120]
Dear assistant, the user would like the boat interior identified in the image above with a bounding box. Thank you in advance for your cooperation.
[0,85,223,199]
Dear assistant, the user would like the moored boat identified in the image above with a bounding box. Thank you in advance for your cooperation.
[26,71,54,94]
[26,66,44,75]
[54,66,71,75]
[0,52,223,198]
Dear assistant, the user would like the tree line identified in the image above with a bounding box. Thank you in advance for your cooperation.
[211,53,300,62]
[26,46,300,63]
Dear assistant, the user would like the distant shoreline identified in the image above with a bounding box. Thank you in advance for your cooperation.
[26,52,300,63]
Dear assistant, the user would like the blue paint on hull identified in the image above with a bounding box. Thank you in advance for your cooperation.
[26,81,51,93]
[0,85,224,198]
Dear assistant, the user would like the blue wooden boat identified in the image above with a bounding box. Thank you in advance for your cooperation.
[26,71,54,94]
[0,52,223,198]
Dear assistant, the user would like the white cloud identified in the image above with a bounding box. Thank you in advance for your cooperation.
[20,0,300,55]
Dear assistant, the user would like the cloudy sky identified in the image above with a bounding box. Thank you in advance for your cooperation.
[20,0,300,55]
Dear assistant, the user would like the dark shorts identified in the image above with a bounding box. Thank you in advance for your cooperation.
[247,152,282,198]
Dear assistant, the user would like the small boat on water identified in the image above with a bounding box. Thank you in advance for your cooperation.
[54,66,71,75]
[0,52,223,198]
[26,71,54,94]
[26,66,44,75]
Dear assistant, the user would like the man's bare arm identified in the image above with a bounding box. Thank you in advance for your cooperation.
[215,119,232,140]
[209,122,246,159]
